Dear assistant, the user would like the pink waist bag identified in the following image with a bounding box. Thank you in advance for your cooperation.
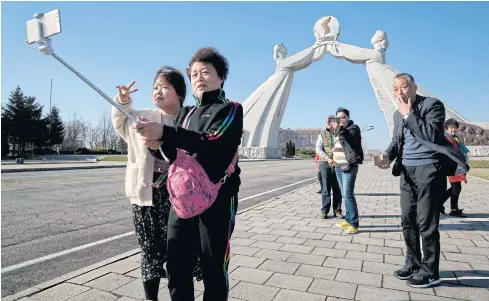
[163,106,239,219]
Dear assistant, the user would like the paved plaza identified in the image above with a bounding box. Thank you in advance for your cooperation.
[5,166,489,301]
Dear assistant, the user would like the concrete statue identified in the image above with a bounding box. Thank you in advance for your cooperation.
[239,16,488,159]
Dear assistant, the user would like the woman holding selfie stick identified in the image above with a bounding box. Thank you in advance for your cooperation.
[330,107,364,235]
[111,67,202,301]
[133,48,243,301]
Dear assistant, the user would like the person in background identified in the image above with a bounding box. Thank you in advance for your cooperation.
[111,67,202,301]
[316,115,343,218]
[133,47,244,301]
[331,108,363,233]
[441,118,469,218]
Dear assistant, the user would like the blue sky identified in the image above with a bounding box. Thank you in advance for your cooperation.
[2,1,488,150]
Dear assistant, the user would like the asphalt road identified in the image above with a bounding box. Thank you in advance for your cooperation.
[1,159,317,297]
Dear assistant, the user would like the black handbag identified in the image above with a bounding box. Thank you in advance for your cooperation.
[337,163,351,172]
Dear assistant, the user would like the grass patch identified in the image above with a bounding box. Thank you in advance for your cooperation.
[100,155,127,162]
[468,168,489,181]
[468,160,489,168]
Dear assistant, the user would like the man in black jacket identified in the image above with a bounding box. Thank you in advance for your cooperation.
[379,73,468,289]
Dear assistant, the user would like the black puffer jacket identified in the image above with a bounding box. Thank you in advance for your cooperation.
[334,120,364,165]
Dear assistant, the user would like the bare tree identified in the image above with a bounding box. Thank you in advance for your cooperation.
[62,112,87,151]
[87,121,100,149]
[97,111,112,148]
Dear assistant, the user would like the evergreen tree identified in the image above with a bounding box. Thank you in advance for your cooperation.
[2,86,47,156]
[46,105,65,146]
[292,142,296,156]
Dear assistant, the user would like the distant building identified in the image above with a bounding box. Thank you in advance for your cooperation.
[277,128,322,149]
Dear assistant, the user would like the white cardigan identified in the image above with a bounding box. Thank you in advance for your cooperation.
[111,95,176,206]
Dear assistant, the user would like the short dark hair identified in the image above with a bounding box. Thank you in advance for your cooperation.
[336,107,350,118]
[393,73,416,84]
[444,118,460,129]
[154,66,186,107]
[186,47,229,84]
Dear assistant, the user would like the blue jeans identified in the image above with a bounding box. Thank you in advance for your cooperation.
[335,164,359,228]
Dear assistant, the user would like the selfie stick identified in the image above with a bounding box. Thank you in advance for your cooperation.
[28,12,169,162]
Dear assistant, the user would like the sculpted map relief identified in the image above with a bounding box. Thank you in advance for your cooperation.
[238,16,489,159]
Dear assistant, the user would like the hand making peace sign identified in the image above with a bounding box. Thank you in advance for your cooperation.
[116,80,138,104]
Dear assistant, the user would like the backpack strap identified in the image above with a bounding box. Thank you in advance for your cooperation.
[220,150,239,183]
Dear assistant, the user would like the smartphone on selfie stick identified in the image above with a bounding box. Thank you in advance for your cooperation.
[25,9,169,162]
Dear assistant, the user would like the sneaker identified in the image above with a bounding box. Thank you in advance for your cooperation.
[320,211,327,219]
[336,221,350,228]
[440,206,446,215]
[334,213,345,219]
[393,267,418,280]
[406,275,441,288]
[449,209,467,218]
[346,226,358,234]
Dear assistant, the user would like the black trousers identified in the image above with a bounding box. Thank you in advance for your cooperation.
[400,163,446,279]
[166,191,238,301]
[319,162,342,214]
[443,181,462,210]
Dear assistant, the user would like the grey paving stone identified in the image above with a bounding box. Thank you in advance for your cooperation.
[287,253,326,266]
[382,275,436,295]
[67,288,118,301]
[28,283,90,301]
[383,239,406,249]
[265,272,313,291]
[99,260,140,275]
[291,225,318,232]
[114,297,140,301]
[409,292,466,301]
[268,223,294,230]
[440,237,475,247]
[307,279,357,299]
[335,269,382,287]
[231,238,257,246]
[68,269,111,284]
[284,220,309,226]
[297,231,326,240]
[231,255,266,268]
[355,285,410,301]
[229,282,280,301]
[367,245,403,255]
[444,252,488,263]
[229,267,273,284]
[276,236,307,245]
[312,247,347,258]
[232,230,256,239]
[85,273,135,292]
[458,246,489,256]
[439,259,473,272]
[441,244,460,253]
[249,233,280,242]
[323,257,363,271]
[352,236,384,247]
[295,264,338,280]
[334,242,367,252]
[269,229,298,237]
[254,249,292,261]
[346,250,383,263]
[322,234,353,243]
[369,232,402,240]
[472,240,489,248]
[249,240,284,250]
[384,254,405,265]
[304,239,337,249]
[362,261,400,275]
[258,259,300,274]
[249,226,273,234]
[315,227,344,235]
[272,289,326,301]
[435,284,489,301]
[231,245,261,256]
[280,243,314,254]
